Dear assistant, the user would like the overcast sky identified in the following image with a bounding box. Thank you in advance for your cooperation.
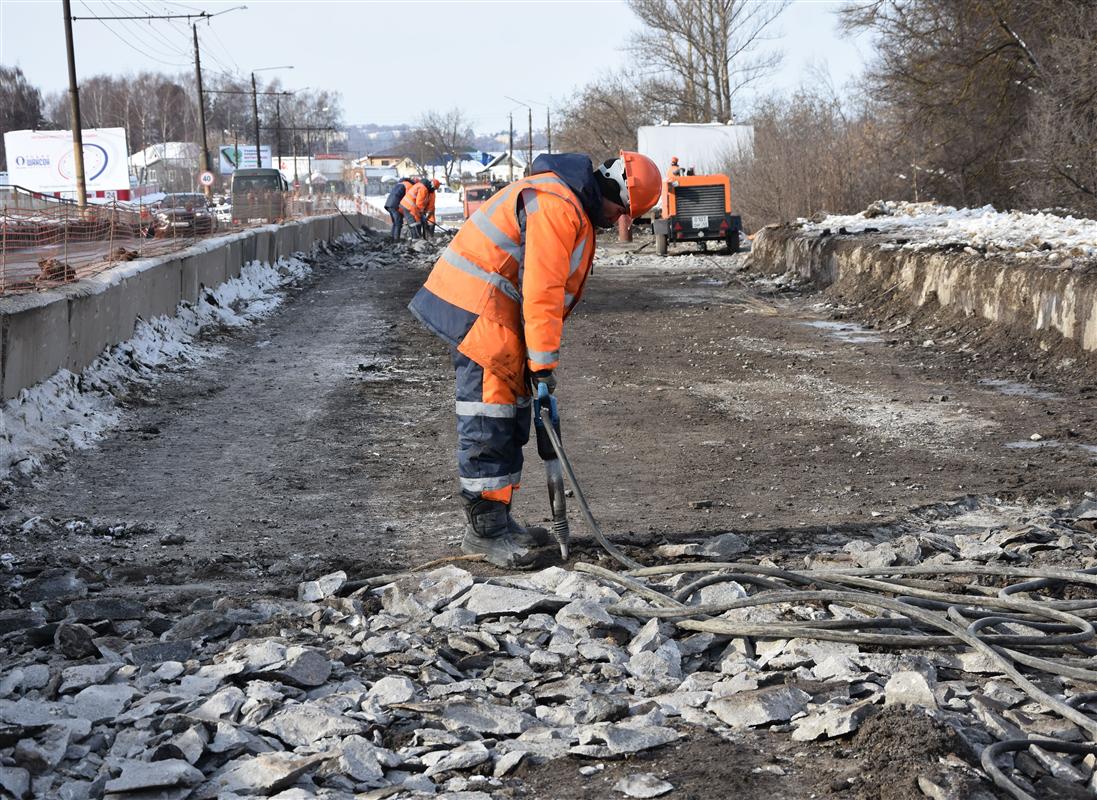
[2,0,873,132]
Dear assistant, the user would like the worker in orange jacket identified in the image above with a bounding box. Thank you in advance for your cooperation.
[408,151,661,567]
[384,177,415,241]
[660,156,682,217]
[422,179,440,240]
[399,177,426,238]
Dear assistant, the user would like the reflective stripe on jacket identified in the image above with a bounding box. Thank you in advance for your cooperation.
[408,173,596,391]
[400,182,427,221]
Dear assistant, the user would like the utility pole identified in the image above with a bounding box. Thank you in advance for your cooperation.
[292,127,299,187]
[66,5,238,202]
[546,107,551,154]
[62,0,87,208]
[508,113,514,183]
[527,107,533,176]
[250,72,261,164]
[275,98,282,167]
[192,23,211,196]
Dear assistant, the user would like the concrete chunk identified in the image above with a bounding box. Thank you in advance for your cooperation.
[463,584,565,618]
[707,686,810,728]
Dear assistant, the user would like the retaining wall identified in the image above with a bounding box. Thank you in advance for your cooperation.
[0,213,379,401]
[750,224,1097,355]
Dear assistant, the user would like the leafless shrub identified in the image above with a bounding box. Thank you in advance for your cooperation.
[728,88,912,231]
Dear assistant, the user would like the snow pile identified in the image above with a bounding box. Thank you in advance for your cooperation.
[802,201,1097,260]
[0,256,310,480]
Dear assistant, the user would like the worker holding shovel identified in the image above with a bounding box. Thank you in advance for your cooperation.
[409,151,661,567]
[422,179,440,240]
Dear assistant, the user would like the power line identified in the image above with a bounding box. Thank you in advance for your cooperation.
[205,24,241,73]
[157,1,240,77]
[76,0,193,68]
[106,0,194,59]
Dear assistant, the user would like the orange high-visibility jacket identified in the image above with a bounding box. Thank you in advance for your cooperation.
[661,164,681,213]
[400,182,428,221]
[424,187,436,224]
[409,156,600,392]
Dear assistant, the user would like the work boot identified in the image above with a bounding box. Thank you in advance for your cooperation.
[461,498,535,569]
[506,510,550,548]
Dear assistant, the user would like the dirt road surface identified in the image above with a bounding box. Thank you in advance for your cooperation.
[5,233,1095,797]
[6,236,1093,583]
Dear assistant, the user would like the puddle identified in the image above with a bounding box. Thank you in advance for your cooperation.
[1077,444,1097,459]
[1005,439,1060,449]
[979,379,1059,400]
[802,320,883,344]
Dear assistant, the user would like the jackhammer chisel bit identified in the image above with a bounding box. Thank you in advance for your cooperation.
[533,382,570,560]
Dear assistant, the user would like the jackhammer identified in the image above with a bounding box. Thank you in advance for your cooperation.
[533,382,570,560]
[532,382,642,570]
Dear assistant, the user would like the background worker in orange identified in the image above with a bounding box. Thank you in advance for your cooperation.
[660,156,682,216]
[422,179,440,240]
[408,151,661,567]
[399,177,426,238]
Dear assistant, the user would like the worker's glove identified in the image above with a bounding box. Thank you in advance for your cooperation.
[531,370,556,397]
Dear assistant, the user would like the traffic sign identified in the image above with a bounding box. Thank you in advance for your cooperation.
[199,170,214,186]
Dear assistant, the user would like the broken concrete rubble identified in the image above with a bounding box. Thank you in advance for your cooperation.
[1,513,1093,800]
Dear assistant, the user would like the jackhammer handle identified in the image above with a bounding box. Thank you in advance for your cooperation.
[532,382,560,461]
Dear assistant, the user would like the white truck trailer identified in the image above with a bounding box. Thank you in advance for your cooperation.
[636,122,754,176]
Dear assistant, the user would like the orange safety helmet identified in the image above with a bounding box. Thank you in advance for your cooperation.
[597,151,661,218]
[621,151,661,218]
[671,156,679,165]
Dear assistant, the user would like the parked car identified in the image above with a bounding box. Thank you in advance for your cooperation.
[151,193,217,237]
[212,199,232,224]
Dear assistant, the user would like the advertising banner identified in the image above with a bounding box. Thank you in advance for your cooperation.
[218,145,272,174]
[3,128,130,193]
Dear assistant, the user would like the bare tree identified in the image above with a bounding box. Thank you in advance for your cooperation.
[402,108,474,182]
[0,66,48,169]
[627,0,789,122]
[729,87,910,230]
[1015,2,1097,214]
[840,0,1045,208]
[555,71,668,156]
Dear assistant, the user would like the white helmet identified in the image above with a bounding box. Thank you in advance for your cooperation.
[596,157,628,209]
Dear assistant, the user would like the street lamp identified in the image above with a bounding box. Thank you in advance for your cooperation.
[251,65,293,163]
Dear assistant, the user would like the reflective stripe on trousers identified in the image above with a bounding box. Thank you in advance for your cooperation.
[453,351,530,504]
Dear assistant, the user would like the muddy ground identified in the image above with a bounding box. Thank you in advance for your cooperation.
[5,231,1096,797]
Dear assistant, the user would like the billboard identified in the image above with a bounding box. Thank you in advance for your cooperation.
[3,128,130,193]
[218,145,272,174]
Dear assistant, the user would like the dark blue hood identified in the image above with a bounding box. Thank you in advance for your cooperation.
[530,153,606,227]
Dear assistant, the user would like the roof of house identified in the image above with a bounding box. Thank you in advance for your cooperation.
[129,142,199,166]
[477,150,550,172]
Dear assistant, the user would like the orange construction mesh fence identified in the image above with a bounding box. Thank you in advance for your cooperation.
[0,192,386,295]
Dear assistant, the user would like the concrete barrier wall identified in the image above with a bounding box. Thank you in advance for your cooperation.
[0,213,380,401]
[751,225,1097,355]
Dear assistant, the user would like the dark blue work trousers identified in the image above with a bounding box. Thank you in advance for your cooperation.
[386,207,402,241]
[452,351,531,504]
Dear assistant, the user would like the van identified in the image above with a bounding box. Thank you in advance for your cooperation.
[231,168,288,224]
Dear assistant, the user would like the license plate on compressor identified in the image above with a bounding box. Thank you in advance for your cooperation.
[691,215,709,229]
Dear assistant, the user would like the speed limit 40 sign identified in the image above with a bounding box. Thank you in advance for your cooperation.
[199,170,215,187]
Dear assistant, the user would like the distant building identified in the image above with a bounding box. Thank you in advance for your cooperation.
[477,150,548,182]
[363,154,406,168]
[129,142,200,193]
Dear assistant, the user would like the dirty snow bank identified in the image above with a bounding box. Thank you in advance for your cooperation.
[802,201,1097,261]
[0,256,311,480]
